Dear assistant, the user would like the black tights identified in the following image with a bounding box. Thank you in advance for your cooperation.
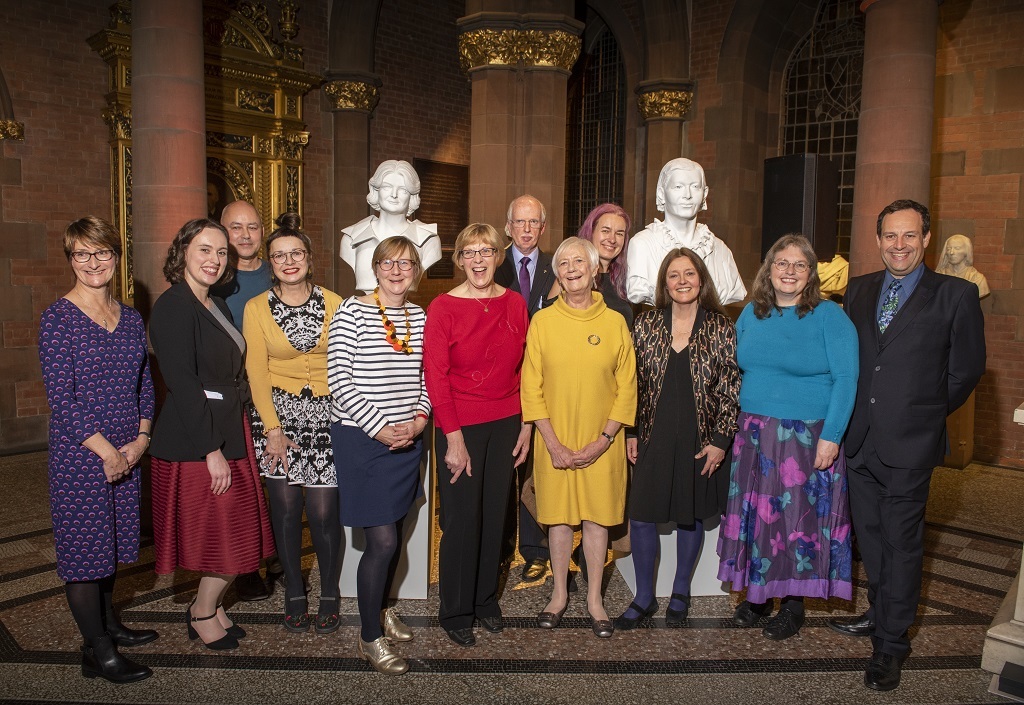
[357,521,404,642]
[65,574,118,640]
[265,481,341,612]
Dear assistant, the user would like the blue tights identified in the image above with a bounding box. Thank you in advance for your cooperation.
[622,519,704,619]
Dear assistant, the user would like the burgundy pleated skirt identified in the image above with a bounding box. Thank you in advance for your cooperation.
[151,417,275,575]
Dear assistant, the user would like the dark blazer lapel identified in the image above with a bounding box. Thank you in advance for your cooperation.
[498,255,520,293]
[879,267,935,347]
[858,272,884,349]
[530,253,553,311]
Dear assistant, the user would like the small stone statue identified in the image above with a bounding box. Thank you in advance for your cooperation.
[341,160,442,293]
[626,158,746,305]
[935,233,989,298]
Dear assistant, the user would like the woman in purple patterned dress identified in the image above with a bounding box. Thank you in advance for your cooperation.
[38,216,156,683]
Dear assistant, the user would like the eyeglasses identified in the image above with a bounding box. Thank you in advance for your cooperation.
[510,219,542,230]
[458,247,498,259]
[71,249,115,263]
[269,249,307,264]
[377,258,414,271]
[772,259,810,273]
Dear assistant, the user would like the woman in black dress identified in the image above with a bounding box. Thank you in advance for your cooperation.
[615,247,740,628]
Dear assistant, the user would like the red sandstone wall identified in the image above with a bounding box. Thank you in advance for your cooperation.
[934,0,1024,466]
[0,0,112,451]
[368,0,472,306]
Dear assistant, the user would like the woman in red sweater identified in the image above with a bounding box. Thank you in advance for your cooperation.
[423,222,532,647]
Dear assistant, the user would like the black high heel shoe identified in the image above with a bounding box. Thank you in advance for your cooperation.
[216,603,246,639]
[665,593,691,625]
[186,601,239,651]
[612,598,658,630]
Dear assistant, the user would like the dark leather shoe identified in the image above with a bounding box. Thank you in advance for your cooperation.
[762,608,803,640]
[665,593,691,625]
[478,615,503,634]
[81,634,152,683]
[521,558,548,582]
[234,571,270,602]
[613,598,658,630]
[105,617,159,648]
[827,612,874,637]
[537,598,570,629]
[444,627,476,647]
[865,651,902,691]
[732,600,770,627]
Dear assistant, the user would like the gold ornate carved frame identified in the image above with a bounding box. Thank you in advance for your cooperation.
[88,0,320,302]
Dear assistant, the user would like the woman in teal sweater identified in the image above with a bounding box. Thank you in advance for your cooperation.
[718,233,858,641]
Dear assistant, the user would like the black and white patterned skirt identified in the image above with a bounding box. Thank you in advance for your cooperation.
[250,386,336,487]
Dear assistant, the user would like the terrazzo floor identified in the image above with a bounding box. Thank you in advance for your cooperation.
[1,451,1021,704]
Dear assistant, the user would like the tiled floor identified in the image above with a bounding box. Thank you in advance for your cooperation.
[1,451,1021,704]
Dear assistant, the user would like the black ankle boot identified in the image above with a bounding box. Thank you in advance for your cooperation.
[82,633,152,683]
[105,611,159,647]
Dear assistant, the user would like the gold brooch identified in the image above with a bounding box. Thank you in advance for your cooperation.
[587,334,601,346]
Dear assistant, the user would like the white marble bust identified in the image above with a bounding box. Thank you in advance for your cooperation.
[936,233,990,299]
[340,159,442,293]
[626,157,746,305]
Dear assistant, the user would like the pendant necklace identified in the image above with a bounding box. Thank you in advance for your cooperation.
[374,287,412,354]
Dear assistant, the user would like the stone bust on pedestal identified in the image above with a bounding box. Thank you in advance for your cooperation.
[626,157,746,306]
[341,159,442,293]
[936,233,990,299]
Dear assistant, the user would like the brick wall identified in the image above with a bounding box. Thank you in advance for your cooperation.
[368,0,472,306]
[0,0,112,452]
[934,0,1024,466]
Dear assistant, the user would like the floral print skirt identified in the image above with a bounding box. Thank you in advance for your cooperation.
[717,413,853,603]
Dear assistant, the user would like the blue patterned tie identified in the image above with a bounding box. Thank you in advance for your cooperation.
[878,280,902,333]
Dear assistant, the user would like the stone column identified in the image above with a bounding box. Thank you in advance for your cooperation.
[323,74,381,297]
[849,0,939,276]
[458,12,583,250]
[635,80,693,227]
[130,0,207,314]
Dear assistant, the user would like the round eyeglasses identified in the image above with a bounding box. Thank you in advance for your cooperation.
[772,259,810,273]
[269,249,307,264]
[377,258,414,271]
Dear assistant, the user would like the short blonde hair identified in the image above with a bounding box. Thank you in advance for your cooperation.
[372,236,424,291]
[452,223,506,270]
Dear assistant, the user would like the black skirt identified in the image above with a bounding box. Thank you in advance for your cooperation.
[627,347,728,528]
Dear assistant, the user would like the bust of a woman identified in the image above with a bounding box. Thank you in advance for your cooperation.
[340,160,442,293]
[935,233,990,299]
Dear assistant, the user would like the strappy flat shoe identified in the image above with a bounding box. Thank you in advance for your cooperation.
[665,593,691,625]
[612,598,658,630]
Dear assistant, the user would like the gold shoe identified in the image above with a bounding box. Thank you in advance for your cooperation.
[358,636,409,675]
[381,607,413,642]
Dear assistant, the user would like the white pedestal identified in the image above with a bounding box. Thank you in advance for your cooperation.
[338,450,432,600]
[614,523,727,598]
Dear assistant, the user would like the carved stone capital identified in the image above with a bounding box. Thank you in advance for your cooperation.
[636,81,695,122]
[0,120,25,141]
[102,105,131,141]
[458,28,581,72]
[323,80,380,114]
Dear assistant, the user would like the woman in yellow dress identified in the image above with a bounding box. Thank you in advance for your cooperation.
[521,236,637,638]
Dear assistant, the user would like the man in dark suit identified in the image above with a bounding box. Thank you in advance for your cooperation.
[828,199,986,691]
[495,195,558,582]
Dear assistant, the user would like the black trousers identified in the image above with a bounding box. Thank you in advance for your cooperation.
[847,438,934,658]
[502,448,549,564]
[436,414,518,630]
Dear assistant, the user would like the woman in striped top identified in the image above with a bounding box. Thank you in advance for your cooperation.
[327,236,430,675]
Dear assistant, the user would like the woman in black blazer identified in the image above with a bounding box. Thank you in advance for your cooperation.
[149,218,274,650]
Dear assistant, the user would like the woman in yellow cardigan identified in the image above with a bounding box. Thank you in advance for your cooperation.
[242,213,344,634]
[521,237,637,639]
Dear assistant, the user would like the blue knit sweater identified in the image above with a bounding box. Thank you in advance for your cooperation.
[735,300,859,444]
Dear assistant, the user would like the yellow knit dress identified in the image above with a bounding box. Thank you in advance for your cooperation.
[521,292,637,526]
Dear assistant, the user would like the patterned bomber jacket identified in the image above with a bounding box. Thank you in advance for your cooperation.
[631,306,741,451]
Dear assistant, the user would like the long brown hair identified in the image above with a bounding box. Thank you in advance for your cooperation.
[654,248,724,314]
[750,233,822,319]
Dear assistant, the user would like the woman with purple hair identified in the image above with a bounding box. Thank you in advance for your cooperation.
[575,203,634,326]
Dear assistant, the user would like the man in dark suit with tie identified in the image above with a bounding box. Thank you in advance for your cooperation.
[495,195,558,581]
[828,199,986,691]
